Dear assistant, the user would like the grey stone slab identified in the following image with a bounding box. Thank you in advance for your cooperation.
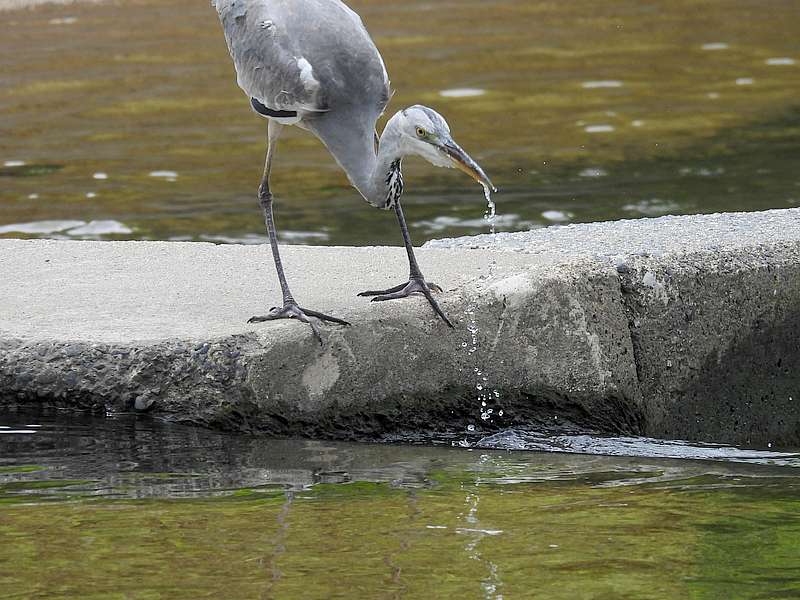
[619,243,800,446]
[435,208,800,446]
[426,209,800,262]
[0,238,640,436]
[2,208,799,445]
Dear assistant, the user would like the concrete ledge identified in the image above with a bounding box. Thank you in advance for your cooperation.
[430,209,800,446]
[2,208,799,446]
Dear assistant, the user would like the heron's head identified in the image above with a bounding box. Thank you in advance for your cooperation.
[392,105,496,192]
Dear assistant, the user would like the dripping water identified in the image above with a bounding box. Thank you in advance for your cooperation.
[482,183,497,237]
[457,184,503,446]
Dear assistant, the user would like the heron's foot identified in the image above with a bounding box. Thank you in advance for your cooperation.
[358,277,453,328]
[248,304,350,344]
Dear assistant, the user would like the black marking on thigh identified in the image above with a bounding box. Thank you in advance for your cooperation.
[251,97,297,119]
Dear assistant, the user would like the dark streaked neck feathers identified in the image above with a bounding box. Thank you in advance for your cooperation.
[384,159,404,209]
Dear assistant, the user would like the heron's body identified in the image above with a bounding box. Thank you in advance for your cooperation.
[215,0,395,205]
[212,0,494,339]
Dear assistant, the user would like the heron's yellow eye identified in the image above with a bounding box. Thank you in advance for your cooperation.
[416,127,426,138]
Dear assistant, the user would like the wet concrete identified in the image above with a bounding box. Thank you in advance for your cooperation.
[1,208,799,446]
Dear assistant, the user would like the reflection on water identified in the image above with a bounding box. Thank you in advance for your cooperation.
[2,408,800,598]
[1,0,799,246]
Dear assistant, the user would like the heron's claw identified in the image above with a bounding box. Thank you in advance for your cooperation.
[358,278,453,328]
[248,303,350,344]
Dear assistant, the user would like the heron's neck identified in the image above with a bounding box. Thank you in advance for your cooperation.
[351,119,405,208]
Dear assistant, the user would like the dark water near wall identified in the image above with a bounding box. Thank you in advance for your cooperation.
[2,408,800,598]
[1,0,799,246]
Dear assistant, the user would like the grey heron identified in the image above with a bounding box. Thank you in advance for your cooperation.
[213,0,495,340]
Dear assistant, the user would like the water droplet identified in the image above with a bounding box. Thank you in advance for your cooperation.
[481,183,496,236]
[467,425,475,432]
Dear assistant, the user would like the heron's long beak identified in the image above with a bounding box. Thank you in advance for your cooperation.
[440,139,497,192]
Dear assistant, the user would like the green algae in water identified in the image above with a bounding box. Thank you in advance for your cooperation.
[1,471,799,599]
[1,409,800,599]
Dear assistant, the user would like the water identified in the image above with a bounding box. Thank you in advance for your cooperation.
[462,182,502,434]
[2,0,800,246]
[2,408,800,598]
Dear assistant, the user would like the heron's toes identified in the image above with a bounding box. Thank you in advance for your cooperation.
[247,303,349,344]
[361,278,453,328]
[370,290,412,302]
[358,282,408,297]
[301,308,351,326]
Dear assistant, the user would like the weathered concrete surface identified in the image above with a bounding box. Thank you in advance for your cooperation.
[430,208,800,446]
[1,208,799,446]
[0,239,641,437]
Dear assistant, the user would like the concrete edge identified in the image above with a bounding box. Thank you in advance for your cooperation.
[2,210,800,446]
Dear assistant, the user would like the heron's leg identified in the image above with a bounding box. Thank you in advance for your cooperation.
[260,121,293,305]
[249,120,350,342]
[358,200,453,328]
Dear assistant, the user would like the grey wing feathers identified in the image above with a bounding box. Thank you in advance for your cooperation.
[212,0,391,117]
[214,0,323,113]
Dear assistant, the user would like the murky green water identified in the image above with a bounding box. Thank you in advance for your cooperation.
[2,409,800,598]
[1,0,799,245]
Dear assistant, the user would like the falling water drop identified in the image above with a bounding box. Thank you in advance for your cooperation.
[482,183,497,236]
[457,182,504,438]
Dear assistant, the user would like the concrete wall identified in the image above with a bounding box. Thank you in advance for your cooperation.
[2,208,799,446]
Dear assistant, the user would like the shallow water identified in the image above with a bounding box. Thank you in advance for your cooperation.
[1,0,799,245]
[2,408,800,598]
